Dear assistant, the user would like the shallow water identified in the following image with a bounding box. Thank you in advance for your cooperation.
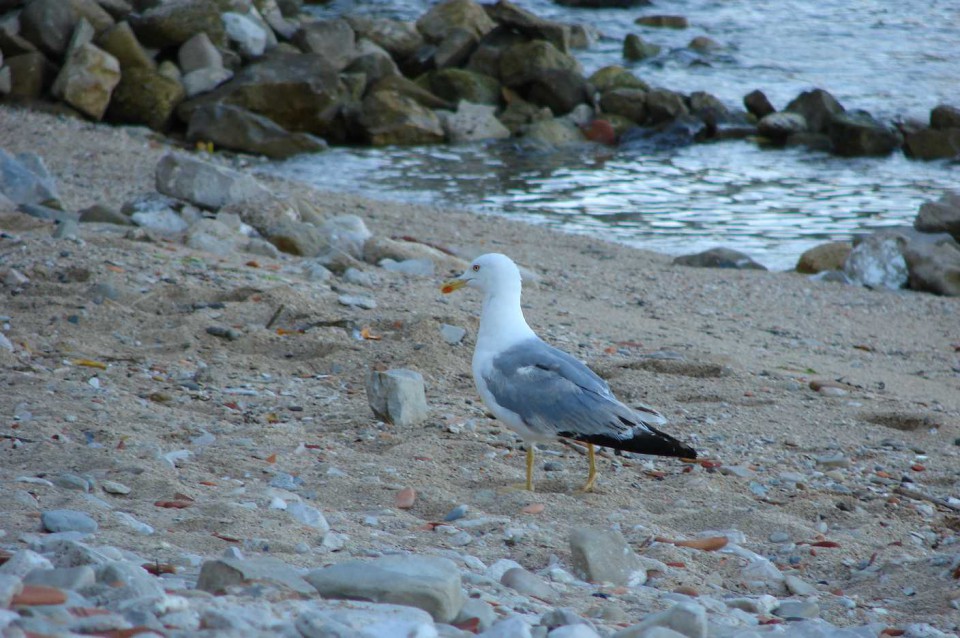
[271,0,960,270]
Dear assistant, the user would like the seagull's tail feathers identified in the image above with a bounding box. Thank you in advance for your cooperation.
[563,407,697,459]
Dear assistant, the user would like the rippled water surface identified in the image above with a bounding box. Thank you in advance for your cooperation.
[268,0,960,270]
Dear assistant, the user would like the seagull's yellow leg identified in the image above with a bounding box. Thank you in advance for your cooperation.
[526,444,535,492]
[580,443,597,492]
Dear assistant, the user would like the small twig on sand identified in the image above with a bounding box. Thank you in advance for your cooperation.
[265,304,285,329]
[895,485,960,512]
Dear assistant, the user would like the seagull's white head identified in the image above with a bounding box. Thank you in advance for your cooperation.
[441,253,522,297]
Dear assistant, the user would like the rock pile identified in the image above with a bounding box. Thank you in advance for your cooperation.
[1,0,956,160]
[794,191,960,296]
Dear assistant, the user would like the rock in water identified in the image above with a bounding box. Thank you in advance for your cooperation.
[366,368,429,427]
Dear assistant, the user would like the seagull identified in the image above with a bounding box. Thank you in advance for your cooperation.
[442,253,697,492]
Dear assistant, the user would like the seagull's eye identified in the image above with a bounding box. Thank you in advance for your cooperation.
[472,264,480,272]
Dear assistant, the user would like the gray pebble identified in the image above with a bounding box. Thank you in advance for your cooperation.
[440,323,467,345]
[338,294,377,309]
[768,531,790,543]
[41,509,98,534]
[444,504,469,522]
[101,480,131,495]
[53,473,91,492]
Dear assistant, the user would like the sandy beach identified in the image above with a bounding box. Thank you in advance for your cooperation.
[1,105,959,635]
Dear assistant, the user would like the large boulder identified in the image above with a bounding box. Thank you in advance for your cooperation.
[177,53,348,138]
[828,110,901,156]
[843,232,908,290]
[623,33,660,61]
[359,90,445,146]
[129,0,226,49]
[673,247,766,270]
[416,0,495,43]
[757,111,807,141]
[439,101,510,142]
[524,68,589,115]
[371,75,452,110]
[5,52,56,98]
[520,117,585,148]
[645,88,689,124]
[96,21,155,71]
[20,0,114,59]
[51,43,120,120]
[903,127,960,161]
[589,65,649,93]
[931,104,960,130]
[486,0,571,53]
[600,88,647,124]
[784,88,844,134]
[346,16,423,61]
[499,39,581,89]
[291,19,356,71]
[344,39,400,87]
[426,68,500,106]
[902,233,960,296]
[187,103,327,158]
[107,66,184,130]
[743,89,775,119]
[433,27,479,69]
[796,241,852,274]
[915,192,960,241]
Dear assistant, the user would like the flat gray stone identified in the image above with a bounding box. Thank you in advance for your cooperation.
[304,555,463,623]
[286,501,330,534]
[613,602,707,638]
[440,323,466,345]
[0,574,22,608]
[296,600,437,638]
[41,509,98,534]
[569,527,645,586]
[0,149,60,207]
[196,557,316,596]
[366,368,429,427]
[774,599,820,620]
[784,574,818,597]
[500,567,556,602]
[156,152,271,210]
[23,565,95,591]
[0,550,53,578]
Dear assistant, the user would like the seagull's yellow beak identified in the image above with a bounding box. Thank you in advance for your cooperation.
[441,277,467,294]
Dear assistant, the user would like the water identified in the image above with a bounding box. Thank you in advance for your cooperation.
[266,0,960,270]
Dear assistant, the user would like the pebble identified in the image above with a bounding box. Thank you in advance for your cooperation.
[444,504,469,522]
[53,472,91,491]
[366,368,429,427]
[440,323,467,345]
[569,527,646,586]
[784,573,818,597]
[768,531,790,543]
[613,602,707,638]
[501,567,557,602]
[286,501,331,534]
[774,599,820,619]
[338,294,377,309]
[305,555,463,623]
[41,510,98,534]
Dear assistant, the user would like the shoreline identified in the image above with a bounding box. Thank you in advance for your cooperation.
[2,105,960,634]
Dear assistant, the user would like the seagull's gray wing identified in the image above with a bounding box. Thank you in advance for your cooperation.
[483,338,694,457]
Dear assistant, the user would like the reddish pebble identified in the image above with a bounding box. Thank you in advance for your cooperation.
[665,561,686,569]
[12,585,67,606]
[911,464,925,471]
[699,460,722,469]
[522,503,545,515]
[154,500,192,509]
[880,629,906,637]
[673,586,699,596]
[70,607,111,617]
[396,487,416,509]
[582,119,616,145]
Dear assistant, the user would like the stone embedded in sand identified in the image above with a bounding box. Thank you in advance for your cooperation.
[501,567,556,603]
[569,527,646,586]
[366,368,428,427]
[41,510,98,534]
[613,602,707,638]
[296,601,437,638]
[196,557,316,596]
[156,153,271,210]
[304,555,463,623]
[673,247,766,270]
